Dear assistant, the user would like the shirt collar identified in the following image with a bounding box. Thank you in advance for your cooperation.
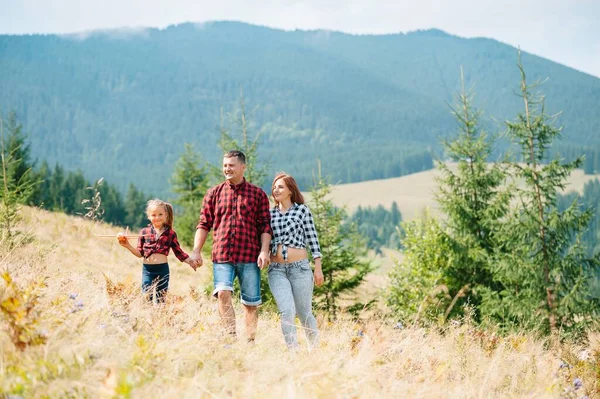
[274,202,298,214]
[148,224,171,234]
[226,177,247,189]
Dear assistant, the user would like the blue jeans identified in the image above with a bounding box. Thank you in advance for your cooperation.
[268,259,318,349]
[142,263,169,303]
[213,262,262,306]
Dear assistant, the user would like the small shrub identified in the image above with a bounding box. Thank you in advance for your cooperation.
[0,271,48,351]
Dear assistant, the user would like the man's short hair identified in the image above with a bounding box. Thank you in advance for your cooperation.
[224,150,246,164]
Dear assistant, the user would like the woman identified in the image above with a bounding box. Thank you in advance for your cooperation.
[268,172,324,350]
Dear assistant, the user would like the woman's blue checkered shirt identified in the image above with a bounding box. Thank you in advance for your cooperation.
[269,203,322,261]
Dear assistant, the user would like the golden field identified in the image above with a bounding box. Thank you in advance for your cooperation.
[326,164,600,221]
[1,205,598,398]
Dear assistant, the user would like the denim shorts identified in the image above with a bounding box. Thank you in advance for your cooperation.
[142,263,169,302]
[212,262,262,306]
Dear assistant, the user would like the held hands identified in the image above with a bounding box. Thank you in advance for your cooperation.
[185,257,201,271]
[188,251,203,271]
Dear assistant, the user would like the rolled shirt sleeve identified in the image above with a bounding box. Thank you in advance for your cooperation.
[197,189,214,231]
[303,207,322,259]
[170,231,190,262]
[257,190,273,237]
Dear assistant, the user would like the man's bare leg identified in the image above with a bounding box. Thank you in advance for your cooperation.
[217,291,236,336]
[244,304,258,342]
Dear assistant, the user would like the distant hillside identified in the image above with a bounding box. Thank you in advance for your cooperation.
[327,164,600,221]
[1,21,599,194]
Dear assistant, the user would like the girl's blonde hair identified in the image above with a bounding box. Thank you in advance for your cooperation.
[146,199,174,227]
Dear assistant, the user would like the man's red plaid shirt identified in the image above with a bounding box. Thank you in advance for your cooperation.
[197,178,272,263]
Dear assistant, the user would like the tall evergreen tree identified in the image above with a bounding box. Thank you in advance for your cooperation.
[435,71,511,319]
[49,164,65,211]
[98,183,125,225]
[170,143,210,246]
[0,114,36,248]
[217,91,269,186]
[124,183,150,230]
[31,160,51,209]
[1,111,35,203]
[487,55,600,334]
[62,170,87,214]
[310,169,372,320]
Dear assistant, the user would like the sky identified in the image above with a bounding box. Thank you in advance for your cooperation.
[2,0,600,78]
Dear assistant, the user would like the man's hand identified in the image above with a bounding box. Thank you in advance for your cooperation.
[185,257,199,271]
[190,251,203,269]
[257,251,270,270]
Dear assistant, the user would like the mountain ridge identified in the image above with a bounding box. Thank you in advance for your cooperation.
[1,21,598,195]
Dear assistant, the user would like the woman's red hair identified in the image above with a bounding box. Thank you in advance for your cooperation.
[272,173,304,206]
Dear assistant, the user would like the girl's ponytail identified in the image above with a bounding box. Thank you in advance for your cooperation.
[164,202,174,227]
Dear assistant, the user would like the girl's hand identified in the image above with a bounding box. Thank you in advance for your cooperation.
[116,233,129,246]
[185,258,198,271]
[314,268,324,287]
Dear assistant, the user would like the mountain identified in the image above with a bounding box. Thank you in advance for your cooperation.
[1,21,599,195]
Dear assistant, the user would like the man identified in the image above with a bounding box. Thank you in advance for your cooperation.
[191,150,272,341]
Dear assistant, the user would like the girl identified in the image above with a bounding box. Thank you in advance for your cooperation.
[268,173,324,350]
[117,199,197,303]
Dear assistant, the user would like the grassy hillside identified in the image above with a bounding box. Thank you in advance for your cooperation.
[1,207,599,397]
[327,164,600,221]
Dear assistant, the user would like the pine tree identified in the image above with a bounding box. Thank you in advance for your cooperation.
[435,70,511,320]
[0,114,37,249]
[98,183,125,225]
[488,54,600,334]
[309,170,372,321]
[217,90,269,186]
[31,160,52,209]
[170,143,210,246]
[1,111,36,203]
[124,183,150,230]
[49,164,65,211]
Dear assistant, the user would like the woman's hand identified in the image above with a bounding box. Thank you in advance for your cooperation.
[313,258,324,286]
[314,268,324,286]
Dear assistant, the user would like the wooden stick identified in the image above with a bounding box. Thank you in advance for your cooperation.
[92,233,154,239]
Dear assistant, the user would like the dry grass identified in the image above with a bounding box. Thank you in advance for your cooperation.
[0,207,598,398]
[325,164,600,220]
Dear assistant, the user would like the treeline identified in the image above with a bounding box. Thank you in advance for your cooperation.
[349,202,403,253]
[2,111,151,230]
[289,146,433,189]
[558,178,600,256]
[2,110,404,253]
[32,163,150,229]
[553,144,600,175]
